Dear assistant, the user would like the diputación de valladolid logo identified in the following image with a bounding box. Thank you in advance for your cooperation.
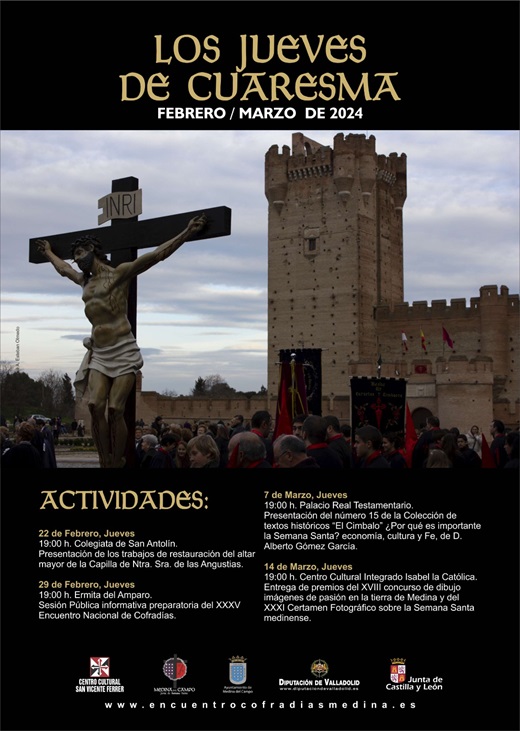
[280,659,360,690]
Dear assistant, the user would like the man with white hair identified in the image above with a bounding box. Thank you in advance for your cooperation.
[139,433,158,469]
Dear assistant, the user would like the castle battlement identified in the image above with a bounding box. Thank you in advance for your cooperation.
[377,285,518,321]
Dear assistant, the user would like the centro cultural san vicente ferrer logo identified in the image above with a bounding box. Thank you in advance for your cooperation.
[76,657,124,693]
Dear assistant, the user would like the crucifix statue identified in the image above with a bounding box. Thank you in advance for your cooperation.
[30,177,231,468]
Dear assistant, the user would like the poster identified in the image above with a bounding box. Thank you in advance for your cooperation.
[1,2,519,731]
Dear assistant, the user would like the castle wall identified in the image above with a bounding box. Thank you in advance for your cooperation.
[266,132,407,401]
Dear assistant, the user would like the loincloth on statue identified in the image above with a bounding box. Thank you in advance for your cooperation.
[74,335,144,399]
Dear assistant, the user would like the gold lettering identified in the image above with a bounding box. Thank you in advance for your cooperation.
[372,73,401,101]
[324,35,349,62]
[276,35,300,63]
[349,35,367,63]
[240,73,269,101]
[155,35,172,64]
[270,73,293,101]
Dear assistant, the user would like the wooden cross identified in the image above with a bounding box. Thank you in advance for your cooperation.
[29,176,232,466]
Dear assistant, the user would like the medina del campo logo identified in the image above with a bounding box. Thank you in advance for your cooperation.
[163,655,188,688]
[229,656,247,685]
[390,658,406,683]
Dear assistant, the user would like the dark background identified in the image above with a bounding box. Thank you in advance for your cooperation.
[1,469,519,730]
[1,1,519,131]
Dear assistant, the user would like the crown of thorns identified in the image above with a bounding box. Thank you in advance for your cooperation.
[70,235,108,261]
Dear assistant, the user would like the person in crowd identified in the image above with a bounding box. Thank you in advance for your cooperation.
[196,422,209,436]
[26,417,46,464]
[341,424,352,442]
[52,416,62,444]
[226,432,243,468]
[139,434,159,469]
[166,423,183,445]
[250,410,274,464]
[440,432,467,468]
[382,432,407,468]
[324,415,352,467]
[302,415,343,468]
[229,414,246,439]
[180,426,194,443]
[70,419,78,436]
[77,420,85,437]
[465,425,483,457]
[426,449,452,468]
[227,431,272,468]
[135,426,145,464]
[214,423,230,468]
[354,425,391,468]
[174,440,191,468]
[35,417,57,468]
[150,433,178,468]
[151,415,164,436]
[489,420,508,468]
[412,416,444,468]
[273,434,320,468]
[188,433,221,468]
[457,434,482,468]
[504,431,519,469]
[1,422,43,468]
[0,426,13,457]
[292,414,307,440]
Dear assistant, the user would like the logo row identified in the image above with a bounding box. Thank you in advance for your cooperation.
[77,656,444,695]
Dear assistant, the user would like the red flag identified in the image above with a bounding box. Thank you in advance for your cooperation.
[420,328,427,353]
[273,363,292,440]
[273,360,307,440]
[442,326,454,349]
[480,432,496,468]
[401,331,408,352]
[404,402,418,468]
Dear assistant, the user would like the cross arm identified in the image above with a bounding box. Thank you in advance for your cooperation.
[29,206,231,263]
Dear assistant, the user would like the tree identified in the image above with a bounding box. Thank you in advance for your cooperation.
[0,368,42,419]
[60,374,76,418]
[191,377,207,397]
[36,369,75,419]
[203,374,236,398]
[161,388,178,398]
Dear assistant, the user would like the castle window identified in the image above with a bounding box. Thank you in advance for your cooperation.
[303,228,320,259]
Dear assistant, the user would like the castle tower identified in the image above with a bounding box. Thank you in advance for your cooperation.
[266,132,407,400]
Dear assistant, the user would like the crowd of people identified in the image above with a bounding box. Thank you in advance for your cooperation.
[130,412,519,470]
[2,411,517,469]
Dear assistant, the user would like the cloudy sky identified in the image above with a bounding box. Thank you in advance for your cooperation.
[1,129,518,397]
